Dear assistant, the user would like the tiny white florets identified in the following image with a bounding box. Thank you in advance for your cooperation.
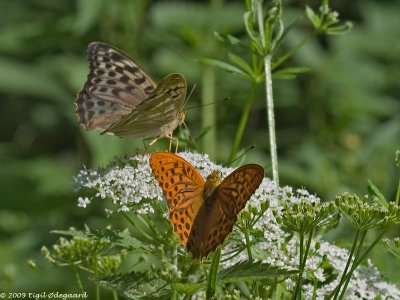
[74,151,400,297]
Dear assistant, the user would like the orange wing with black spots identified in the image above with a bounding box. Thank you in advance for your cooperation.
[149,152,205,245]
[149,152,264,259]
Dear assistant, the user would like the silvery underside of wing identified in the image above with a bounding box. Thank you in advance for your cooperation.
[75,42,156,130]
[104,73,187,139]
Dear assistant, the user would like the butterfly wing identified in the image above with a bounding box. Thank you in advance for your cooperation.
[149,152,204,245]
[188,164,264,259]
[75,42,156,130]
[104,73,187,138]
[217,164,264,217]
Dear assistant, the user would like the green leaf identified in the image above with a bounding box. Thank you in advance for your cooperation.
[214,32,243,47]
[174,282,204,295]
[96,271,171,299]
[272,66,311,79]
[206,247,221,300]
[228,52,254,77]
[305,6,319,28]
[51,227,90,239]
[200,58,246,76]
[367,179,388,208]
[275,16,302,49]
[217,261,298,283]
[243,11,258,42]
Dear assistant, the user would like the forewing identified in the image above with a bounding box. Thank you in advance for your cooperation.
[149,152,204,245]
[217,164,264,217]
[189,164,263,258]
[187,165,264,259]
[75,42,157,130]
[104,73,187,138]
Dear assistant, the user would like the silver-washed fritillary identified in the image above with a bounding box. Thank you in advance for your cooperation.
[149,152,264,259]
[75,42,187,149]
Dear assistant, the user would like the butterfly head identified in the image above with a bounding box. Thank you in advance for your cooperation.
[178,111,186,125]
[204,170,222,200]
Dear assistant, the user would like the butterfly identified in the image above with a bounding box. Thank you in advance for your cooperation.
[149,152,264,259]
[75,42,187,150]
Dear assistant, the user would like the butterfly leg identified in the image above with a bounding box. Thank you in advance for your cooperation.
[163,134,178,152]
[142,137,158,153]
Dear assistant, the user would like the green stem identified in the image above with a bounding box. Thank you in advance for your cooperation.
[272,33,316,71]
[338,228,389,300]
[354,228,389,267]
[254,0,279,184]
[72,265,84,293]
[329,230,360,300]
[244,227,253,260]
[337,230,367,300]
[312,279,318,300]
[112,291,118,300]
[264,54,279,184]
[395,177,400,205]
[292,232,304,300]
[228,82,258,162]
[294,230,314,299]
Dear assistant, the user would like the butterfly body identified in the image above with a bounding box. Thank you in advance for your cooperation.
[75,42,187,145]
[150,152,264,259]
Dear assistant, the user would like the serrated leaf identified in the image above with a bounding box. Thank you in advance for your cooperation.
[95,271,171,299]
[174,282,204,295]
[217,261,298,283]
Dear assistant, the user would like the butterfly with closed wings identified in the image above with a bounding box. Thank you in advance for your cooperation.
[75,42,188,151]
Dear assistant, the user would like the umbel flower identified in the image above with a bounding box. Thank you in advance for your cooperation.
[74,151,400,299]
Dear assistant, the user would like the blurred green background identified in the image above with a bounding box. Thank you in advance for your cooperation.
[1,0,399,294]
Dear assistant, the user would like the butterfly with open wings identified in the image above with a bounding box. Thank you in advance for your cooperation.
[150,152,264,259]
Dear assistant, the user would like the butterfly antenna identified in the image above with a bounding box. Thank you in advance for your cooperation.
[186,97,229,111]
[184,83,196,107]
[225,145,255,167]
[182,120,199,151]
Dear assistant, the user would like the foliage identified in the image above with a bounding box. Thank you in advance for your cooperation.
[43,152,399,299]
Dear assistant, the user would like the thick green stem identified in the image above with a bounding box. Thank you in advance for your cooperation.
[264,54,279,184]
[228,83,258,162]
[254,0,279,184]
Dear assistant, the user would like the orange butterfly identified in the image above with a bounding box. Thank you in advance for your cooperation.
[149,152,264,259]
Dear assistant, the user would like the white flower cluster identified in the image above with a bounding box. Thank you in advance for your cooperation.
[74,151,400,299]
